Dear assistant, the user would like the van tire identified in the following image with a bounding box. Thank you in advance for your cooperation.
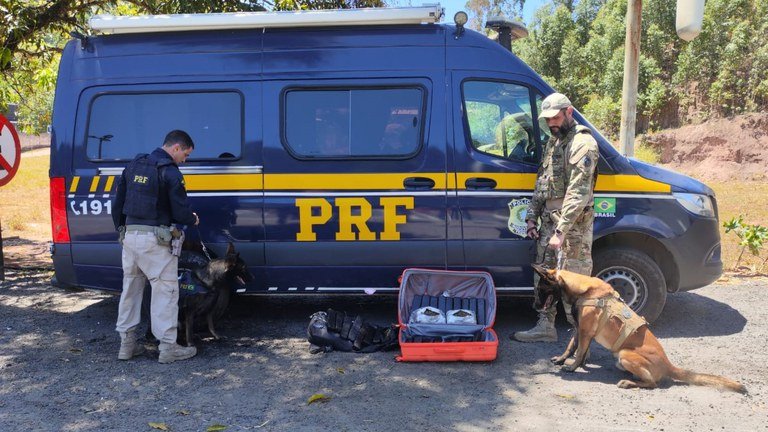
[592,247,666,323]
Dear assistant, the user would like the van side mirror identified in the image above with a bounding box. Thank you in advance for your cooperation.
[485,17,528,52]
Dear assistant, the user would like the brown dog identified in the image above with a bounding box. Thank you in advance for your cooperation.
[531,264,746,393]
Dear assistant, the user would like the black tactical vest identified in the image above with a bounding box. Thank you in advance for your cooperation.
[123,153,162,220]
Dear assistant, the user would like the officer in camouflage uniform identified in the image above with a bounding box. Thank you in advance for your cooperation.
[513,93,599,342]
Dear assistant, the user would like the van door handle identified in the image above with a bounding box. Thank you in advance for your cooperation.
[465,177,497,190]
[403,177,436,190]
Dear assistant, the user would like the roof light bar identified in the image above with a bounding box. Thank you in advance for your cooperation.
[89,5,444,35]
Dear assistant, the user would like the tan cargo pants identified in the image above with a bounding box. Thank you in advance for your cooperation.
[115,230,179,344]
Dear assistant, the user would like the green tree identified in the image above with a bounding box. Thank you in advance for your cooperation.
[0,0,382,133]
[464,0,525,32]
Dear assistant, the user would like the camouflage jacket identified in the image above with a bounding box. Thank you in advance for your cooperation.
[526,123,599,234]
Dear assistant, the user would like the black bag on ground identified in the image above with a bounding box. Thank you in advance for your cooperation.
[307,309,399,354]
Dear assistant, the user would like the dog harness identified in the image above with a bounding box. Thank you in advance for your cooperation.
[576,291,647,351]
[178,269,209,297]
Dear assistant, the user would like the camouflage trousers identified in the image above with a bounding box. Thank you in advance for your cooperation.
[534,207,594,325]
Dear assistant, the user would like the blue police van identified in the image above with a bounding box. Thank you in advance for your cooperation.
[49,5,722,322]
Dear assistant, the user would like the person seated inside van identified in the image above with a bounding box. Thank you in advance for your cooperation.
[378,122,408,154]
[477,112,537,163]
[316,124,349,156]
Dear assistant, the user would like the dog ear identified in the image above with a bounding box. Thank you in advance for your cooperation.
[226,242,235,256]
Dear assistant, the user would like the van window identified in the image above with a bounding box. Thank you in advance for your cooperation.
[86,92,242,161]
[284,87,423,158]
[463,81,539,164]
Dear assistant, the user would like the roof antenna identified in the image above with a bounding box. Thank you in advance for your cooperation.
[70,30,90,50]
[485,17,528,52]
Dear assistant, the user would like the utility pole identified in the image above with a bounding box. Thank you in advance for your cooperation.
[619,0,642,157]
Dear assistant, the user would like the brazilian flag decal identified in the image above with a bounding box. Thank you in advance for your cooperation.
[594,197,616,214]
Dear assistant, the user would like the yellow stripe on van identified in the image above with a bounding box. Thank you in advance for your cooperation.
[456,173,536,190]
[184,174,263,191]
[265,173,447,190]
[595,175,670,193]
[69,176,80,193]
[89,176,100,193]
[176,172,669,193]
[104,176,115,193]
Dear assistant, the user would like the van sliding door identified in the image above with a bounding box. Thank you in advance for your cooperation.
[261,79,448,293]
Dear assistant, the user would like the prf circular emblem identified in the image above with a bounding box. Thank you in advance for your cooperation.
[507,198,531,237]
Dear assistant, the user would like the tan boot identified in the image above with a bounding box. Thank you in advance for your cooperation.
[118,330,146,360]
[158,343,197,364]
[512,313,557,342]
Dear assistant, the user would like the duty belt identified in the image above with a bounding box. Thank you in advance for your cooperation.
[125,224,157,233]
[125,224,170,235]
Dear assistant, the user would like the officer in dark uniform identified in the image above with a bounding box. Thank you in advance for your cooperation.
[112,130,200,363]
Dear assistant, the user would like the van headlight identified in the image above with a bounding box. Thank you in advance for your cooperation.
[673,193,715,218]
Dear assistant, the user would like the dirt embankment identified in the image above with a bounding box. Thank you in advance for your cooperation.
[643,113,768,181]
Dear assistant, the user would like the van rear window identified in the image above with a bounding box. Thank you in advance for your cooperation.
[85,92,242,161]
[283,87,424,158]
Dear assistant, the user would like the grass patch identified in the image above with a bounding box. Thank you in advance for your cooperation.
[710,181,768,273]
[632,142,661,165]
[0,150,50,241]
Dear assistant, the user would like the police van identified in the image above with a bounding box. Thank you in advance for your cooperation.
[49,5,722,322]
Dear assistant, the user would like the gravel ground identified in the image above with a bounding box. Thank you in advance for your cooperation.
[0,269,765,432]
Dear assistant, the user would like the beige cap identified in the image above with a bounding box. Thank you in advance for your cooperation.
[539,93,572,119]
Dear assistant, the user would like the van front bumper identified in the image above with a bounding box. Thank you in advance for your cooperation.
[661,217,723,292]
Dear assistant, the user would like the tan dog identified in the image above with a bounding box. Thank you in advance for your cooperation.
[531,264,746,393]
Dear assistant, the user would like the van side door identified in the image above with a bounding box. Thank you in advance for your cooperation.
[261,78,447,293]
[451,75,551,292]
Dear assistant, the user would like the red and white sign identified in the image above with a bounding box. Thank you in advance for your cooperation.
[0,113,21,187]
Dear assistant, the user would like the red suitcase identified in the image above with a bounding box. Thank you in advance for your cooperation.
[396,268,498,362]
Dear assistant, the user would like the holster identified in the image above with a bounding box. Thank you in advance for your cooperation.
[154,225,172,246]
[170,227,184,256]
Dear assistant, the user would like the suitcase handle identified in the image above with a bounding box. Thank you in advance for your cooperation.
[433,346,466,354]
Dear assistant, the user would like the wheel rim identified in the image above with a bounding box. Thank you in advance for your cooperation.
[596,266,647,312]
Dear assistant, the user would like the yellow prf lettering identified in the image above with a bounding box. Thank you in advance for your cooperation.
[335,197,375,241]
[296,198,332,241]
[133,175,148,184]
[380,197,414,241]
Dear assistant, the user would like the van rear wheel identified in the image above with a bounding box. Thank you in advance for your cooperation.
[592,247,666,323]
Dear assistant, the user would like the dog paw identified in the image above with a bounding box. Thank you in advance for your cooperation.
[617,379,636,389]
[550,356,567,365]
[561,360,580,372]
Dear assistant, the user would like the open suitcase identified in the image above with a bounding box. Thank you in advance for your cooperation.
[396,268,498,362]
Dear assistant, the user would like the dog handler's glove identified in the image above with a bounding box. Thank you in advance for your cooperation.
[526,220,540,239]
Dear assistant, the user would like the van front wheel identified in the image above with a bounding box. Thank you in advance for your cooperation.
[592,247,667,323]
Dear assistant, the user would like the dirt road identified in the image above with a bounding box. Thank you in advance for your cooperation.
[0,270,765,432]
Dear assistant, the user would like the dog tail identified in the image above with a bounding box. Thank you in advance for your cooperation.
[670,367,747,394]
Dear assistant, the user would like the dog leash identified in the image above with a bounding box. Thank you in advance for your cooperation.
[556,249,565,270]
[194,225,213,261]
